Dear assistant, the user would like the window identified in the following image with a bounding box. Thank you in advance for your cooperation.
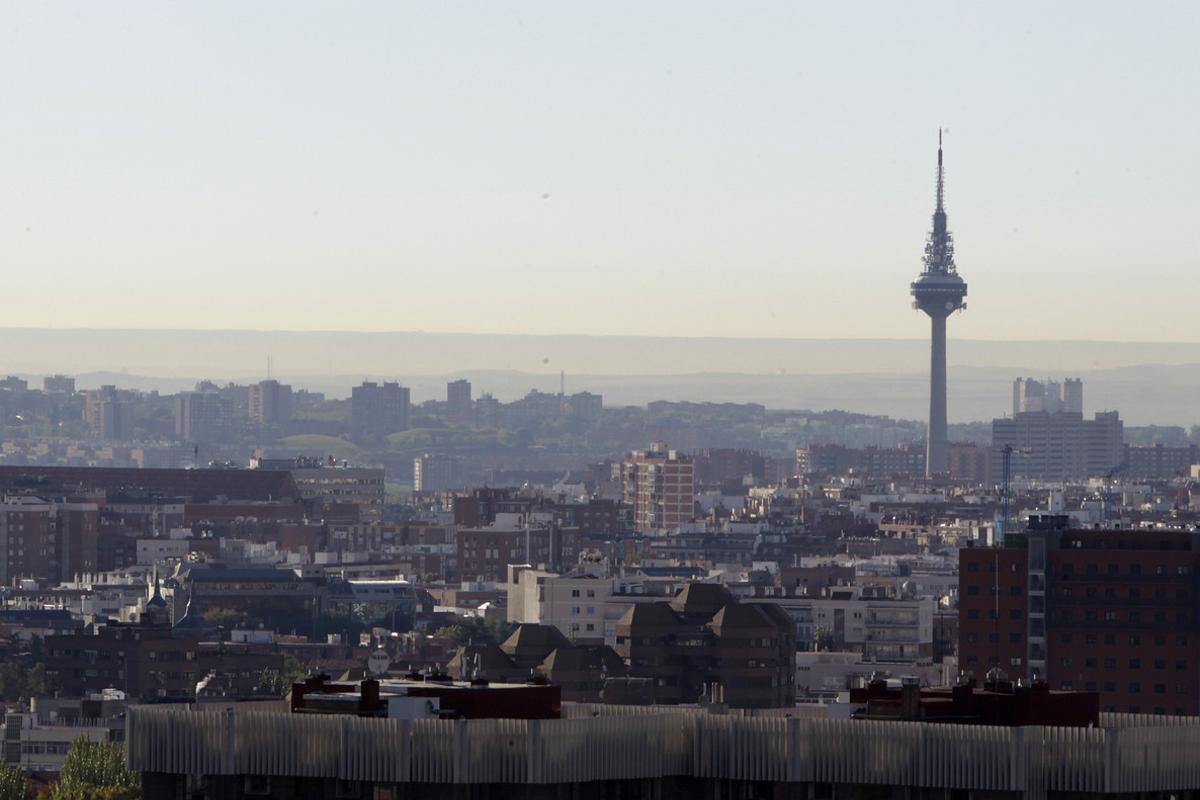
[1009,609,1022,620]
[571,590,580,598]
[1009,633,1021,643]
[1104,658,1117,669]
[967,610,979,620]
[1129,683,1141,693]
[1061,634,1073,644]
[1086,634,1097,645]
[1130,635,1141,646]
[1104,683,1116,693]
[1085,658,1097,668]
[1155,660,1166,670]
[1107,564,1118,575]
[1155,636,1167,646]
[966,633,978,643]
[967,562,979,572]
[967,586,979,595]
[1129,659,1141,669]
[1155,684,1167,694]
[1177,661,1188,670]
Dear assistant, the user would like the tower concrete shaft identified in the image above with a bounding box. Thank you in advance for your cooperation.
[928,312,948,474]
[910,131,967,477]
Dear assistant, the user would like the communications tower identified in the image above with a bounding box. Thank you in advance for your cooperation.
[911,131,967,476]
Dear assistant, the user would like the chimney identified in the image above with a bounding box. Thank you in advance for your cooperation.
[900,676,921,721]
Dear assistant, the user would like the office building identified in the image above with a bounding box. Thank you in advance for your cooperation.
[960,518,1200,715]
[621,442,695,532]
[991,410,1123,481]
[351,381,410,440]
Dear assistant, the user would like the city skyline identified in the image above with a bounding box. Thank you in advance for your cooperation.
[1,3,1197,340]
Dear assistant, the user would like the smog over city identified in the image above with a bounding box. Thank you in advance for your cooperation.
[0,3,1198,798]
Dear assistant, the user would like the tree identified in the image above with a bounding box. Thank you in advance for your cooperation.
[0,763,32,800]
[48,737,139,800]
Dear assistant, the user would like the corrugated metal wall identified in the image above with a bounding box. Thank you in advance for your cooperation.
[126,706,1200,794]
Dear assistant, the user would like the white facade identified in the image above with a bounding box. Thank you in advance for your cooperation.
[507,568,616,642]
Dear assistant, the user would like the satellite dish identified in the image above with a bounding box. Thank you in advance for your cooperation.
[368,649,391,676]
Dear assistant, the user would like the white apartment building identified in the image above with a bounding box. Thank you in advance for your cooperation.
[507,567,616,644]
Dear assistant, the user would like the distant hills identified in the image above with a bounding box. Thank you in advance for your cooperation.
[0,328,1196,426]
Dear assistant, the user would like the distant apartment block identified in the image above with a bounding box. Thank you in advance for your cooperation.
[947,442,991,484]
[446,379,472,422]
[622,442,694,532]
[42,375,75,394]
[351,381,410,440]
[248,379,293,425]
[456,513,580,583]
[83,385,134,441]
[795,444,926,479]
[413,452,459,492]
[174,391,233,444]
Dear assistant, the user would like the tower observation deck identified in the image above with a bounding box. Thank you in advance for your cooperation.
[911,131,967,476]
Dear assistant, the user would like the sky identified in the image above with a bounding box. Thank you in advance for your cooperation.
[0,2,1197,340]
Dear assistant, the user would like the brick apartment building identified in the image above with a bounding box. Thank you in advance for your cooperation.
[621,442,695,532]
[613,583,795,708]
[456,513,580,583]
[960,517,1200,715]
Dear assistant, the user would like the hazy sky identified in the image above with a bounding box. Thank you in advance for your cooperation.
[1,3,1197,340]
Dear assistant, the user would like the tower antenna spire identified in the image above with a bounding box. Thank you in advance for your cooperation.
[936,128,945,213]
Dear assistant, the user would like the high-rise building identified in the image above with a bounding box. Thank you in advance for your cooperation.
[350,381,410,440]
[910,132,967,476]
[960,518,1200,715]
[621,441,695,532]
[991,410,1123,481]
[446,379,472,422]
[1014,377,1084,415]
[0,496,99,585]
[413,452,459,492]
[83,385,134,441]
[175,391,233,444]
[42,375,75,394]
[248,379,293,425]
